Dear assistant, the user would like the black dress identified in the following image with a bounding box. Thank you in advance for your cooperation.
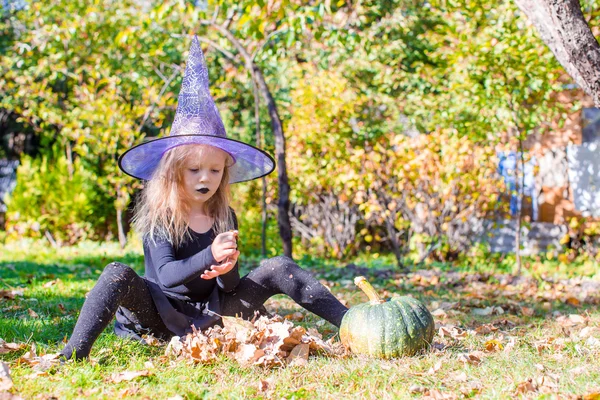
[114,217,239,339]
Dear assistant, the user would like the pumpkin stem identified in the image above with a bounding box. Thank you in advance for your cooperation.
[354,276,385,304]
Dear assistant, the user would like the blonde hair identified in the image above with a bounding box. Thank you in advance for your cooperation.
[132,144,235,247]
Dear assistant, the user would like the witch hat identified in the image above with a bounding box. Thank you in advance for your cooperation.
[118,36,275,183]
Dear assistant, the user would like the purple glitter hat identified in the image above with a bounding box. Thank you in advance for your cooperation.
[119,36,275,183]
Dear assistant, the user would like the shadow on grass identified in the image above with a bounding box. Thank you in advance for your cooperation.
[1,256,144,283]
[0,256,143,347]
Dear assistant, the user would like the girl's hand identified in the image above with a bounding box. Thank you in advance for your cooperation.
[201,250,240,280]
[211,230,238,263]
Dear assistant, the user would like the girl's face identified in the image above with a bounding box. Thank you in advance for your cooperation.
[181,146,228,208]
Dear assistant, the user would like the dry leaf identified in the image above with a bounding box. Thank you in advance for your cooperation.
[536,374,559,393]
[379,363,393,371]
[257,379,271,392]
[422,388,458,400]
[117,386,139,398]
[221,316,254,332]
[27,308,39,318]
[17,344,60,371]
[0,339,26,354]
[565,297,581,307]
[185,333,220,363]
[76,387,101,397]
[569,366,587,376]
[484,339,503,352]
[142,334,162,347]
[504,336,517,353]
[458,351,484,366]
[431,308,447,318]
[233,344,263,366]
[474,324,498,335]
[568,314,587,324]
[287,343,309,366]
[438,326,467,340]
[42,280,57,288]
[582,393,600,400]
[0,289,24,300]
[533,338,552,354]
[0,362,13,391]
[520,306,535,317]
[109,370,152,383]
[165,337,182,358]
[585,337,600,348]
[409,385,427,394]
[449,371,468,382]
[534,363,545,372]
[515,375,560,396]
[557,314,588,327]
[167,315,345,369]
[221,316,254,343]
[23,370,48,379]
[459,380,483,397]
[0,392,23,400]
[579,327,599,339]
[515,379,536,395]
[284,312,304,322]
[427,360,442,375]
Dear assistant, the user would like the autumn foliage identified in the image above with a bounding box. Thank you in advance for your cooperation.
[284,69,505,260]
[165,315,345,368]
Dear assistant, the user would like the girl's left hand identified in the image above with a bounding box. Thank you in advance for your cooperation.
[200,250,240,280]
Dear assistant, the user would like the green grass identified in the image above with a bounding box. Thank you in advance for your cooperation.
[1,240,600,399]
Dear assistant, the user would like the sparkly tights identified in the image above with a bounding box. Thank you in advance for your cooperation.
[60,256,348,360]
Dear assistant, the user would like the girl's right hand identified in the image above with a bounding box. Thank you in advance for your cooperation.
[211,230,238,263]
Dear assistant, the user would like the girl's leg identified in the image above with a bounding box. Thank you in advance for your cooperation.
[221,256,348,327]
[60,262,169,360]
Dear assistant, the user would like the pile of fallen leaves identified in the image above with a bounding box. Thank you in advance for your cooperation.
[165,315,345,368]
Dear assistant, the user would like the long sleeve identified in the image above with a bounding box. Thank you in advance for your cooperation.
[143,210,241,295]
[146,237,218,288]
[216,211,240,292]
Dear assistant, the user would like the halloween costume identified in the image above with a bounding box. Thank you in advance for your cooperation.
[60,37,347,360]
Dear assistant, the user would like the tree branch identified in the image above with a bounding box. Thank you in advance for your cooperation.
[514,0,600,106]
[251,28,288,61]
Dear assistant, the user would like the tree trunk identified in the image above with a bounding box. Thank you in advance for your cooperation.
[514,0,600,107]
[515,140,526,275]
[251,66,293,259]
[205,22,293,259]
[261,177,268,257]
[252,71,268,258]
[384,215,404,268]
[116,207,127,249]
[375,187,404,268]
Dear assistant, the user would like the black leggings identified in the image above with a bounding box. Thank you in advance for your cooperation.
[60,256,348,360]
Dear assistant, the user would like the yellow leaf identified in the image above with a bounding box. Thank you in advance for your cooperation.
[484,339,503,352]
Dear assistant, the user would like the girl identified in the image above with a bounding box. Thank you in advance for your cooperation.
[60,37,348,360]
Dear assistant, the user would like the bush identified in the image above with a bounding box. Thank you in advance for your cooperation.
[284,68,506,262]
[5,149,115,244]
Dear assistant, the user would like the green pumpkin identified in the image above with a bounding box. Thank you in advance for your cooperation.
[339,276,435,358]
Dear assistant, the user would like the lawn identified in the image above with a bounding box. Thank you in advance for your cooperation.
[1,240,600,399]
